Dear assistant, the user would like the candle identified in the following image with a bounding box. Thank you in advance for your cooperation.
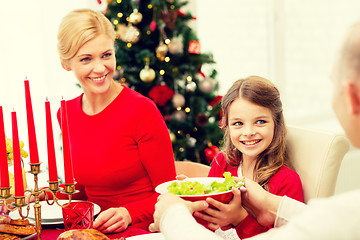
[0,106,10,188]
[11,111,24,197]
[60,99,74,184]
[24,79,39,164]
[45,98,58,182]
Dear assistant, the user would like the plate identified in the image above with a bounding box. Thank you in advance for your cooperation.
[127,233,165,240]
[155,177,237,203]
[21,232,37,239]
[10,200,101,225]
[0,231,37,240]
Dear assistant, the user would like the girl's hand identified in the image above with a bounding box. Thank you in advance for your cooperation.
[194,187,248,230]
[93,207,131,233]
[175,174,188,180]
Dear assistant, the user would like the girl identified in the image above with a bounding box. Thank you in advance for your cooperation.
[196,76,303,238]
[56,9,176,236]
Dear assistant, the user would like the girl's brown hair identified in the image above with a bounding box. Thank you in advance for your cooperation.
[220,76,289,190]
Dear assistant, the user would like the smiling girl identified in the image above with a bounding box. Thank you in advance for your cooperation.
[196,76,303,238]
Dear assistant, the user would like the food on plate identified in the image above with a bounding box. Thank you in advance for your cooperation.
[167,172,244,195]
[0,223,36,236]
[0,216,29,227]
[0,233,21,240]
[57,229,110,240]
[0,216,35,239]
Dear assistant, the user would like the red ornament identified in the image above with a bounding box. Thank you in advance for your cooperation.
[209,95,222,107]
[188,40,201,54]
[149,84,175,107]
[204,145,219,164]
[150,21,157,31]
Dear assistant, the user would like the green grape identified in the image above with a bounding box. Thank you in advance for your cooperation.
[20,149,28,158]
[8,153,13,160]
[6,138,12,146]
[19,141,24,149]
[6,144,13,153]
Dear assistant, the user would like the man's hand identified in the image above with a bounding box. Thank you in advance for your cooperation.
[149,193,209,232]
[240,178,282,226]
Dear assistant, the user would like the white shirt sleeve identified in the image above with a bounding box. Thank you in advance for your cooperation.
[245,190,360,240]
[160,203,225,240]
[274,195,307,227]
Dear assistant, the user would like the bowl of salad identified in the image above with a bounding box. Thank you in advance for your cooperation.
[155,172,244,204]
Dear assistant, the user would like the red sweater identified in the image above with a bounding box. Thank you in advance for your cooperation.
[57,86,176,230]
[208,153,303,239]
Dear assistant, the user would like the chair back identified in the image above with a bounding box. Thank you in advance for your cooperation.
[175,161,211,178]
[287,125,350,203]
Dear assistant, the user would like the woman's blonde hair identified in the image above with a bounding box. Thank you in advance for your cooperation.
[220,76,289,190]
[57,9,115,61]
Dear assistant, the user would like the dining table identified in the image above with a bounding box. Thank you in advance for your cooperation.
[39,224,153,239]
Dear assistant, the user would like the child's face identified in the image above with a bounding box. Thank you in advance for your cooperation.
[227,98,275,162]
[65,34,116,96]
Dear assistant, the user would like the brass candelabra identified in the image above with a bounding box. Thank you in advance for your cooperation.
[0,162,78,240]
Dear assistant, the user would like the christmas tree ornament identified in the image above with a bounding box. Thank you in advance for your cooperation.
[188,40,201,54]
[187,137,197,147]
[169,132,176,142]
[156,42,168,61]
[129,9,143,24]
[172,110,186,121]
[160,9,177,30]
[204,145,219,164]
[148,84,175,106]
[168,38,184,54]
[139,65,156,82]
[195,113,209,127]
[185,80,197,92]
[199,77,215,93]
[209,95,223,107]
[172,93,185,108]
[117,23,140,43]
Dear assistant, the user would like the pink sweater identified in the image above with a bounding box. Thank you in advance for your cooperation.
[57,86,176,230]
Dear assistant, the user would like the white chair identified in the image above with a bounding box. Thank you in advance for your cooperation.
[287,125,350,203]
[175,160,211,178]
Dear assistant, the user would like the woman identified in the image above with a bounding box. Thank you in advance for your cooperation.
[56,9,176,235]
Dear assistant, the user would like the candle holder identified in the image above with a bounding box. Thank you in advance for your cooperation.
[0,162,78,240]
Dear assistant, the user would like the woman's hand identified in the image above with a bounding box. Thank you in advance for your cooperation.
[194,187,247,230]
[93,207,132,233]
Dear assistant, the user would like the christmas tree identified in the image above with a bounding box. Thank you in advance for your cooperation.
[105,0,223,165]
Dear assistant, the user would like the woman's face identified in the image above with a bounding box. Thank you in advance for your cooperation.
[227,98,275,162]
[64,34,116,96]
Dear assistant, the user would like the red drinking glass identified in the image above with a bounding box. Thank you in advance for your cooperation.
[62,201,94,230]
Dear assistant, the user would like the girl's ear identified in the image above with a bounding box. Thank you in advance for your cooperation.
[345,81,360,115]
[60,59,72,71]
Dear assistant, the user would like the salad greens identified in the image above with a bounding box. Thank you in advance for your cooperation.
[167,172,244,195]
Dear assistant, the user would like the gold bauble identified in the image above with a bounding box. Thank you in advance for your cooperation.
[116,24,141,43]
[140,65,156,82]
[129,9,143,24]
[156,43,168,61]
